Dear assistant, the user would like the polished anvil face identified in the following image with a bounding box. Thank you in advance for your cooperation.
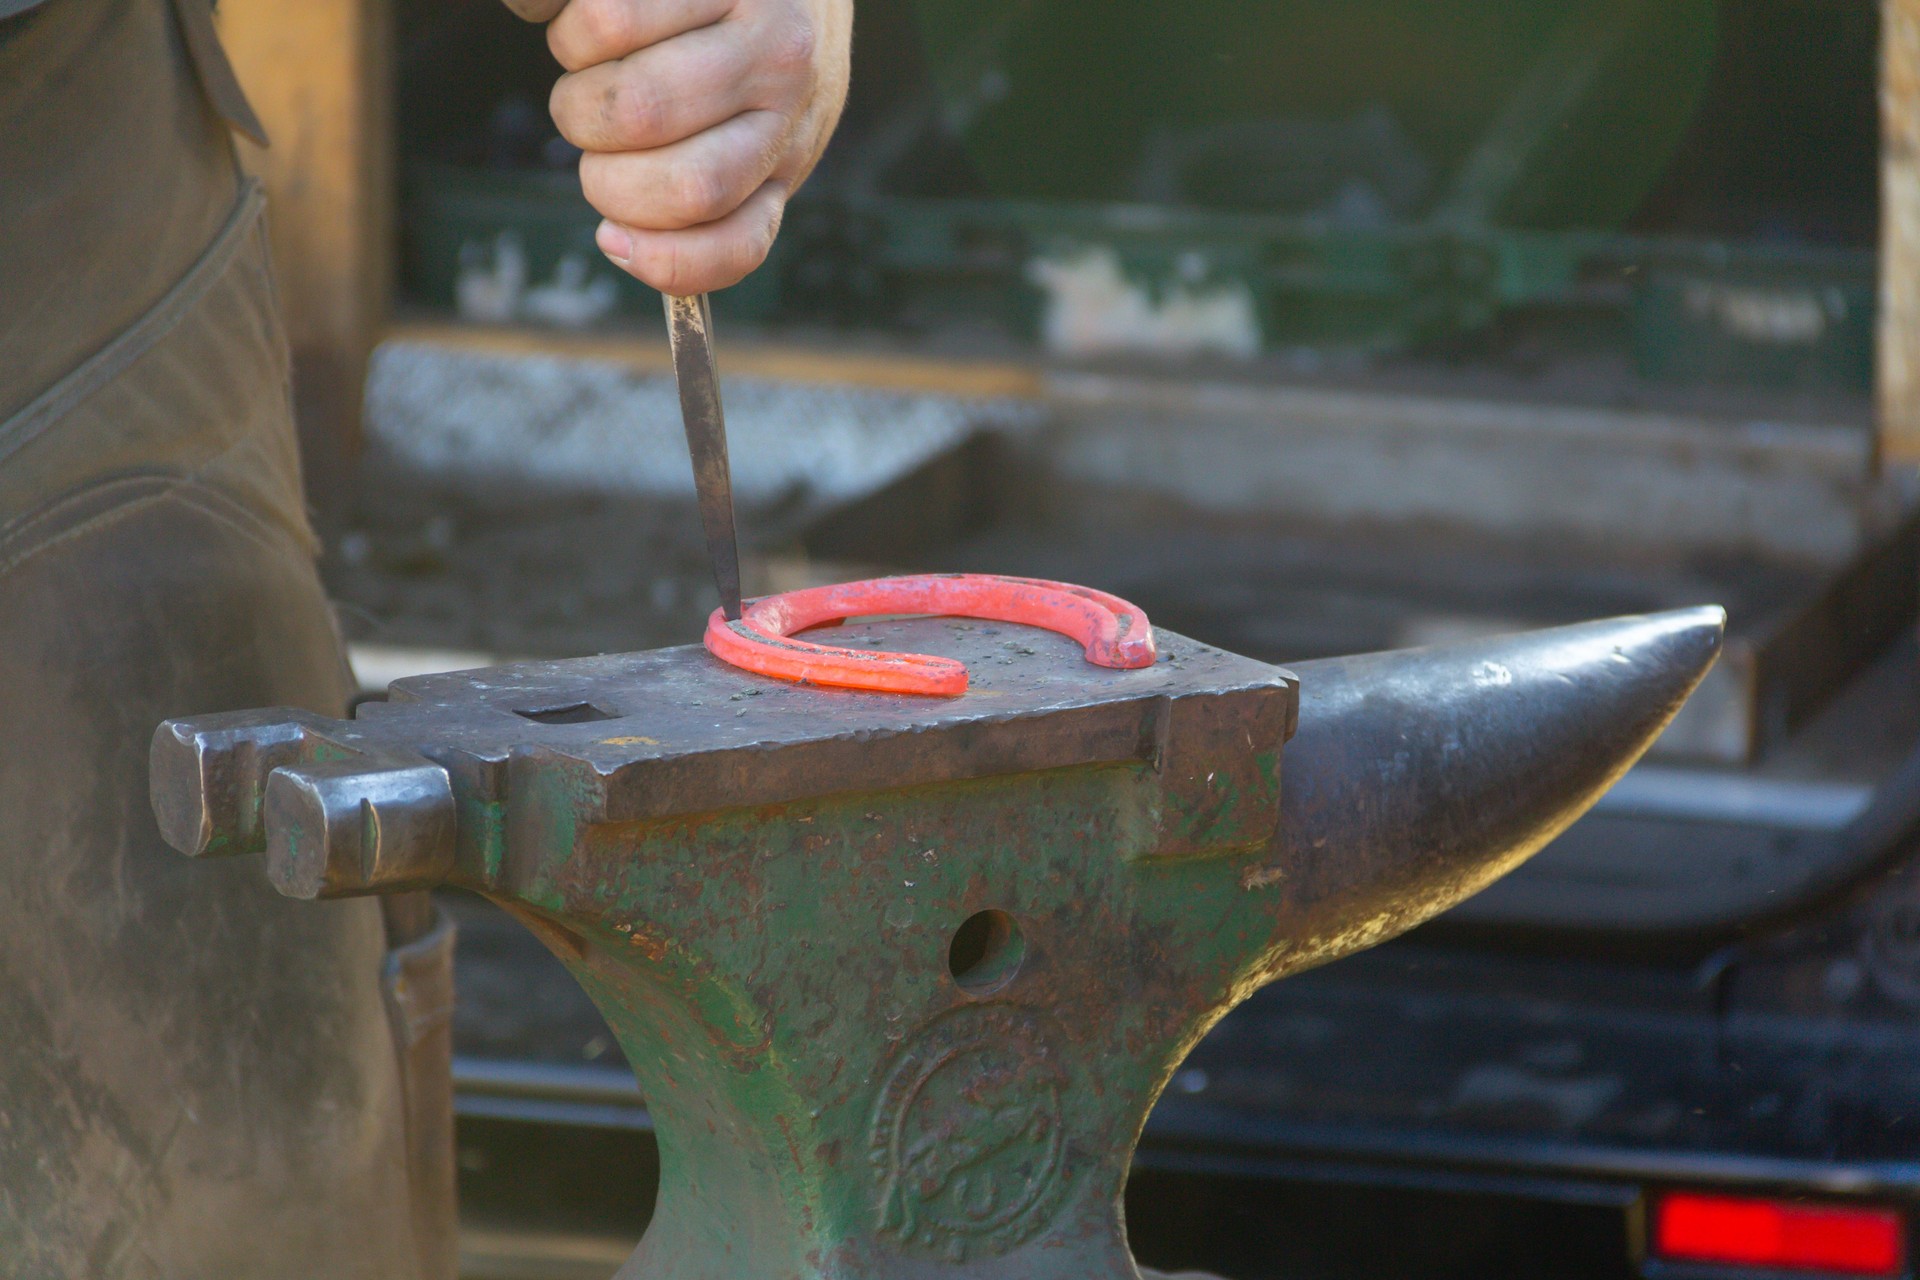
[152,610,1723,1280]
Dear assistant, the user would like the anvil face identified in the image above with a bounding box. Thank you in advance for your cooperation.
[371,618,1295,851]
[152,608,1724,1280]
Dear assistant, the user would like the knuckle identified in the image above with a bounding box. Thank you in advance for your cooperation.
[603,77,663,146]
[761,190,788,241]
[762,17,817,78]
[577,154,605,201]
[668,164,732,225]
[710,203,781,290]
[546,21,573,69]
[634,239,696,295]
[577,156,633,220]
[746,200,784,262]
[503,0,565,21]
[758,124,797,177]
[727,237,769,283]
[549,77,592,145]
[576,0,637,56]
[727,225,775,285]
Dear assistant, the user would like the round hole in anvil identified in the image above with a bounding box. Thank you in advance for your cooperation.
[948,909,1025,997]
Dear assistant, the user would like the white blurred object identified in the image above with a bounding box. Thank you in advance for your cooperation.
[363,340,1042,521]
[522,255,620,329]
[348,643,506,696]
[1028,246,1261,361]
[455,233,529,324]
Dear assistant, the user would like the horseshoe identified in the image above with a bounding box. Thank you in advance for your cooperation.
[703,574,1157,695]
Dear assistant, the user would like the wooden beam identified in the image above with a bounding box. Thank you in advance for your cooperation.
[215,0,395,512]
[1881,0,1920,461]
[384,320,1050,402]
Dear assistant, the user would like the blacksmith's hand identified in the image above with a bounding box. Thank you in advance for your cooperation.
[505,0,852,295]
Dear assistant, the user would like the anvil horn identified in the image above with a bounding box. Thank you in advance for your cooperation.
[1252,607,1726,979]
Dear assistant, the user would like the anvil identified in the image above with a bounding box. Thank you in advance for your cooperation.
[151,608,1722,1279]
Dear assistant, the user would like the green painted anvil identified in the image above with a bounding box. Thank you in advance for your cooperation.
[152,609,1722,1279]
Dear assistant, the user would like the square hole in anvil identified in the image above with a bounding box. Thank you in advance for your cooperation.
[513,701,620,726]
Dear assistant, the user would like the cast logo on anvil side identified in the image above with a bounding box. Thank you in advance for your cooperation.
[869,1006,1073,1263]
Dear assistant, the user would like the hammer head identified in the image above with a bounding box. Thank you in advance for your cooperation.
[150,609,1722,1279]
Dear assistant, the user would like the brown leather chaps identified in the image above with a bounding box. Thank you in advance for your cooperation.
[0,1,453,1275]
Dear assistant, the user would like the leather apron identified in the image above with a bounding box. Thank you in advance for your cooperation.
[0,2,453,1275]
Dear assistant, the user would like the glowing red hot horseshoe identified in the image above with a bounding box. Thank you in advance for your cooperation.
[704,574,1157,695]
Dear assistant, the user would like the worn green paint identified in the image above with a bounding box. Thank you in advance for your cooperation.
[455,753,1307,1278]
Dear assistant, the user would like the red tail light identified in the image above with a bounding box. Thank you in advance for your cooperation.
[1651,1191,1907,1276]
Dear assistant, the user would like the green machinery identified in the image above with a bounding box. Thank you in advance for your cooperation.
[399,0,1875,389]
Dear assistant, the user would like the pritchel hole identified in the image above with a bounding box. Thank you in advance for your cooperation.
[948,909,1025,997]
[514,701,617,726]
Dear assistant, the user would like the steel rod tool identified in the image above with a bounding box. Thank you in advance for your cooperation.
[664,292,744,621]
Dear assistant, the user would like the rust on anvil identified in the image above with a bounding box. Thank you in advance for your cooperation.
[151,608,1725,1280]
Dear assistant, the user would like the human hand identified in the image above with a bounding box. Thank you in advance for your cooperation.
[506,0,852,296]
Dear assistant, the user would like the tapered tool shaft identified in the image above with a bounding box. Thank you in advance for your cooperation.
[664,292,743,621]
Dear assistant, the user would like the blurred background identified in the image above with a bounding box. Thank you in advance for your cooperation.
[225,0,1920,1275]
